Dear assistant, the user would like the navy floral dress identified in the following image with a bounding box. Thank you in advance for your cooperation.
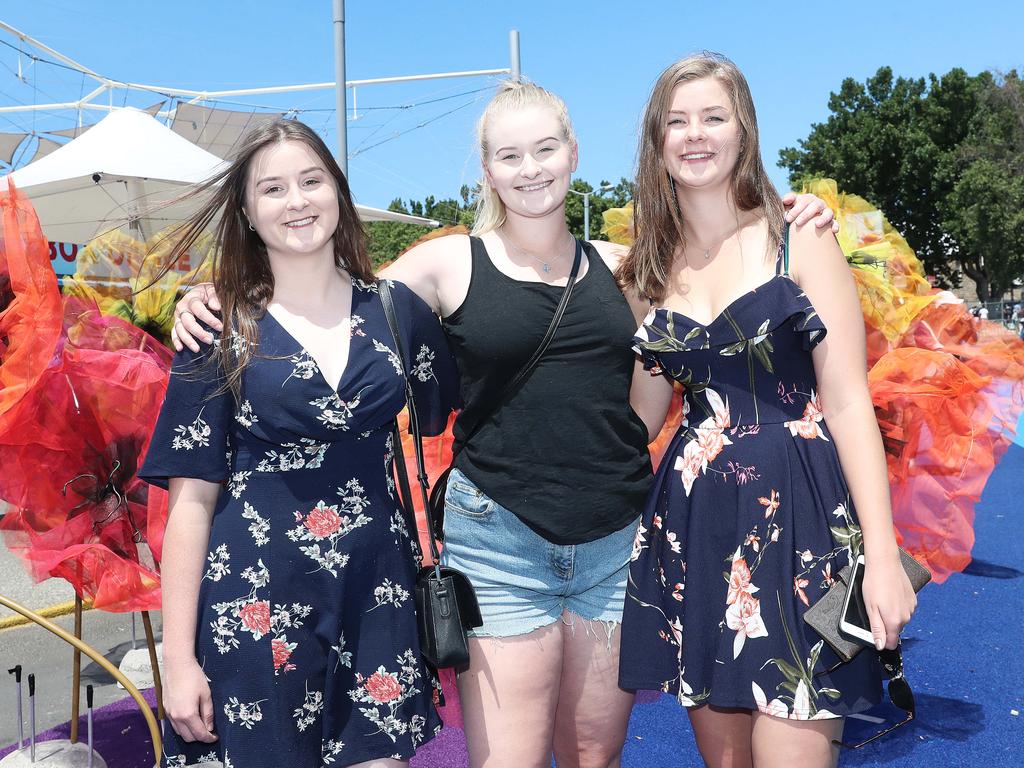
[141,279,458,767]
[619,238,882,720]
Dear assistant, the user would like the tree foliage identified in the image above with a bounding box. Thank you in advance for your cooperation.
[779,66,1024,299]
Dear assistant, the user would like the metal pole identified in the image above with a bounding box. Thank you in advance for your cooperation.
[583,193,590,241]
[332,0,348,175]
[510,30,521,81]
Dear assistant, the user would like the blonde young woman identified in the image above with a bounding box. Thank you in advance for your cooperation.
[618,55,917,768]
[172,81,835,768]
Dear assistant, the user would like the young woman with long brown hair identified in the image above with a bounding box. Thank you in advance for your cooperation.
[170,82,835,768]
[618,54,917,767]
[141,119,457,767]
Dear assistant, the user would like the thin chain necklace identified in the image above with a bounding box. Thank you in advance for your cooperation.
[500,230,575,274]
[688,220,742,261]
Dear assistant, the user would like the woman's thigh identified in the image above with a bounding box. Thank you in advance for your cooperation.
[553,612,635,768]
[458,625,564,768]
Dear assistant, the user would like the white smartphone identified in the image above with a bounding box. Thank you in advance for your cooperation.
[838,554,875,644]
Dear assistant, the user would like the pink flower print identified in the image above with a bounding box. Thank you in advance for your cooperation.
[653,515,663,530]
[784,391,829,441]
[823,561,835,588]
[304,505,342,538]
[744,532,761,552]
[363,670,403,704]
[794,577,811,607]
[674,449,703,496]
[671,582,684,602]
[238,601,271,639]
[758,490,780,518]
[725,591,768,658]
[272,637,297,674]
[726,549,759,605]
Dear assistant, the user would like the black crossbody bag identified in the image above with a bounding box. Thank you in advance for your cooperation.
[426,238,585,539]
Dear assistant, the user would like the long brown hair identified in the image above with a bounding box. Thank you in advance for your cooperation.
[617,53,785,302]
[163,119,372,399]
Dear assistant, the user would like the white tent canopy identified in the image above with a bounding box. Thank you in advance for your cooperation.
[2,107,436,244]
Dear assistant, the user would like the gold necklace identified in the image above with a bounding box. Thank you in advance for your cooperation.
[500,230,575,274]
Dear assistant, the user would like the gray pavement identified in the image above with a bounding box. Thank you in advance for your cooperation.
[0,505,163,749]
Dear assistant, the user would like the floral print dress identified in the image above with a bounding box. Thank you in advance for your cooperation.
[141,279,458,767]
[618,238,882,720]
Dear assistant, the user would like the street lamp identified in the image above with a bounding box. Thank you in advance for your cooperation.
[568,183,614,240]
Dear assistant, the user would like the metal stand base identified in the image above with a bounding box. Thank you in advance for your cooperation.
[0,741,107,767]
[117,643,162,691]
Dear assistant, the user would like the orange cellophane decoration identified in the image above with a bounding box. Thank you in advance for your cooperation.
[0,183,173,612]
[602,181,1024,583]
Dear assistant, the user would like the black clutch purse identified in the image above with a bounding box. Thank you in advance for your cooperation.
[803,548,931,663]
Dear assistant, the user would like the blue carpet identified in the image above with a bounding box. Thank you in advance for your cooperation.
[622,443,1023,767]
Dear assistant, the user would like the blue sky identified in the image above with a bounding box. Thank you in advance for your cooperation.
[4,1,1022,223]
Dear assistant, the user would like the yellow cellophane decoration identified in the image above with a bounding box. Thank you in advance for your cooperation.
[62,227,214,347]
[600,182,1024,582]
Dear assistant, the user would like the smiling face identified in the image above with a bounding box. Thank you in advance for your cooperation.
[482,104,577,221]
[662,77,743,193]
[244,140,341,261]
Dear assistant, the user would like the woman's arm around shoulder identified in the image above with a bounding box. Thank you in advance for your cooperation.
[377,233,473,318]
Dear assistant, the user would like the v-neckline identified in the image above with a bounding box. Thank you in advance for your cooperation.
[265,293,356,395]
[658,273,787,330]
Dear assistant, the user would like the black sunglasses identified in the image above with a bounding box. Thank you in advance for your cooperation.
[832,645,916,749]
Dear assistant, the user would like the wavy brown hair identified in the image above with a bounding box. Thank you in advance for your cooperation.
[617,53,785,302]
[162,119,372,399]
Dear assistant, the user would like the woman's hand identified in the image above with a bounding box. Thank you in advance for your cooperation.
[164,655,218,743]
[862,550,917,650]
[172,283,222,352]
[782,192,839,232]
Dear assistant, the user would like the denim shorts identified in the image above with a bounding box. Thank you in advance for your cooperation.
[438,468,638,639]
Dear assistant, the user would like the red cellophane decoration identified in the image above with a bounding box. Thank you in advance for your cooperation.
[0,181,172,612]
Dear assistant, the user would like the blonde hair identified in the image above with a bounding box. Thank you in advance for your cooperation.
[617,52,784,302]
[472,79,577,235]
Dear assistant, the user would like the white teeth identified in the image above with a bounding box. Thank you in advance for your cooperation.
[684,153,714,160]
[285,217,315,227]
[517,181,550,192]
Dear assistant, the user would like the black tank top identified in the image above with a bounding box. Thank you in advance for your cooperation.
[442,236,651,544]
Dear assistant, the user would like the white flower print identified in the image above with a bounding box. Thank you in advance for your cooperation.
[369,578,411,611]
[310,389,364,430]
[350,313,366,337]
[293,681,325,732]
[752,680,837,721]
[228,470,251,499]
[241,502,270,546]
[171,407,211,451]
[353,278,386,294]
[412,344,437,382]
[223,697,266,729]
[284,350,319,386]
[209,559,270,653]
[322,739,346,765]
[235,399,258,428]
[226,330,251,359]
[255,438,329,472]
[631,522,648,562]
[203,543,231,582]
[372,339,403,376]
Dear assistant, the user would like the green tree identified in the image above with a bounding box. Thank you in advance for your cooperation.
[940,72,1024,300]
[779,67,982,288]
[364,188,477,267]
[563,177,635,240]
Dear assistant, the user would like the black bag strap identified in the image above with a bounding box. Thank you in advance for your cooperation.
[378,280,443,565]
[452,237,585,458]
